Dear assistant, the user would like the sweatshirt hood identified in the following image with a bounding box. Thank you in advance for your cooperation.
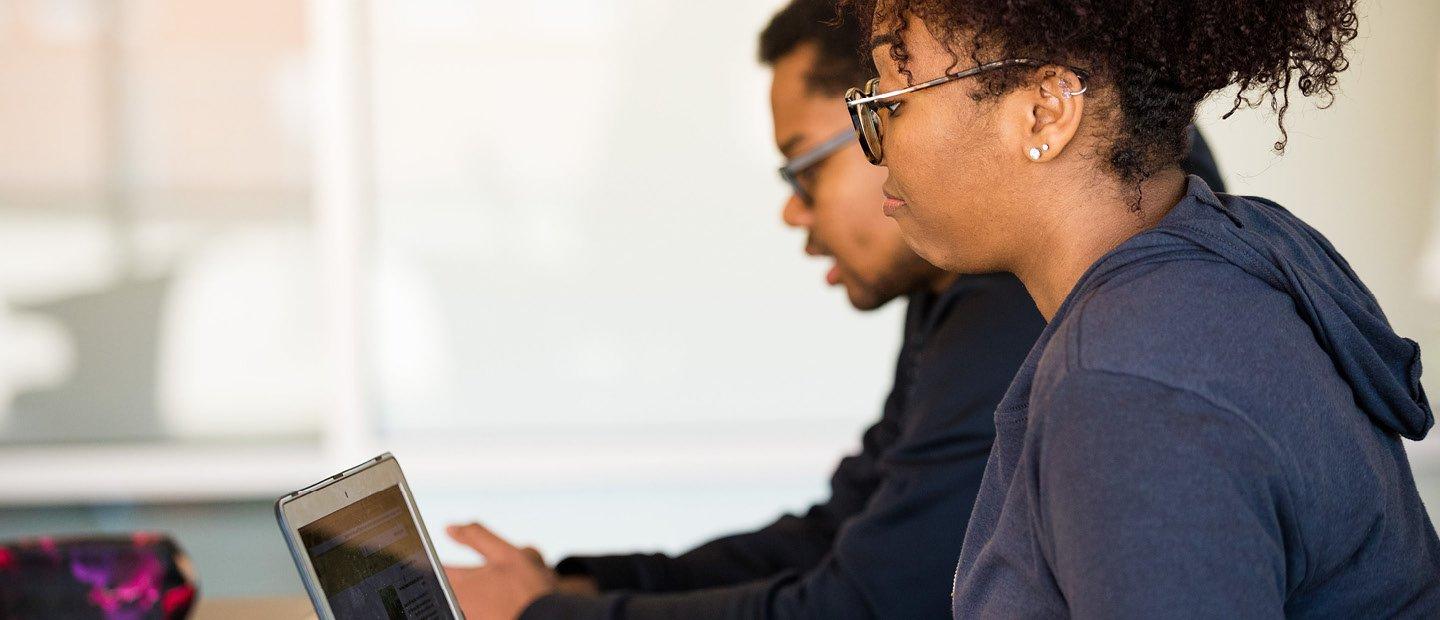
[1076,176,1431,440]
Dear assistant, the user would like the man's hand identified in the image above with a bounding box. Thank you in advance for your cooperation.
[515,545,597,595]
[443,523,557,620]
[514,545,597,595]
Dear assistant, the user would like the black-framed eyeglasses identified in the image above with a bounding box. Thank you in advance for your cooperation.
[778,129,857,205]
[844,59,1090,165]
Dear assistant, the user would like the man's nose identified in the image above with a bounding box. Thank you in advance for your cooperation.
[782,193,813,228]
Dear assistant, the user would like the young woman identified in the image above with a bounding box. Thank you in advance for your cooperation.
[839,0,1439,616]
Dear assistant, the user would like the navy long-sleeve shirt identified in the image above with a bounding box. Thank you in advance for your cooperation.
[524,274,1044,619]
[952,177,1440,618]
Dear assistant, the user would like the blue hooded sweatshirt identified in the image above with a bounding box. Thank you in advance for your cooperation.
[952,176,1439,618]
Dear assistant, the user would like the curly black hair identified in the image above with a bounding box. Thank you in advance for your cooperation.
[760,0,871,96]
[839,0,1359,188]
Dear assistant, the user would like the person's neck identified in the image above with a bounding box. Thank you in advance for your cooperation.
[1012,168,1189,321]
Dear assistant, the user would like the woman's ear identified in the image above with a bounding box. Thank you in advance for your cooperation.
[1019,66,1086,163]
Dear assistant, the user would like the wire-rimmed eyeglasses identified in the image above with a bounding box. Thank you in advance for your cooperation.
[844,59,1089,165]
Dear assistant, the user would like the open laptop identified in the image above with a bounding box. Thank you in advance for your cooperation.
[276,453,464,619]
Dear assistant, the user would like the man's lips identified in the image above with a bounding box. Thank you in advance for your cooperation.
[804,241,842,286]
[800,237,840,287]
[882,189,907,217]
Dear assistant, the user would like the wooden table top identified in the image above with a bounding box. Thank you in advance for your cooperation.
[192,596,315,620]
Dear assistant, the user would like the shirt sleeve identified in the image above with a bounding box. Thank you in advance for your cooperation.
[525,420,991,619]
[1033,368,1293,619]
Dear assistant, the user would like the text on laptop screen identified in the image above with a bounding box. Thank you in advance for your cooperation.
[298,485,454,619]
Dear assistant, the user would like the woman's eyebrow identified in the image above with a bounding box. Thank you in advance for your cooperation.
[867,33,902,52]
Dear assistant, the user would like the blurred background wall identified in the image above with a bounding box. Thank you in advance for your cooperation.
[0,0,1437,597]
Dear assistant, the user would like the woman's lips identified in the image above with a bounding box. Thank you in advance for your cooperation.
[882,189,907,217]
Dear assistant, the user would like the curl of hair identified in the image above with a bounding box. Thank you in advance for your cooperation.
[838,0,1359,187]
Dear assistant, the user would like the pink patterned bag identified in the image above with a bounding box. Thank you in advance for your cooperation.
[0,533,198,619]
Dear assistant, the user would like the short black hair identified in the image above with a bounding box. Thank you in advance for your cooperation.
[759,0,870,96]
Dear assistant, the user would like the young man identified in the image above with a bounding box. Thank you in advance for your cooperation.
[440,1,1225,618]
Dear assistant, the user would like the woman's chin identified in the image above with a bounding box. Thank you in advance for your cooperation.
[902,235,960,274]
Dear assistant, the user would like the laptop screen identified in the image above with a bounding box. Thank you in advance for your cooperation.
[298,485,455,619]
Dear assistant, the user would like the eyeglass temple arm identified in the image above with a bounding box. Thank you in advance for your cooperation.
[847,59,1087,108]
[783,129,860,173]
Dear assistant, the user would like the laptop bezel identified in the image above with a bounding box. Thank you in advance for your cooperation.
[275,453,463,620]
